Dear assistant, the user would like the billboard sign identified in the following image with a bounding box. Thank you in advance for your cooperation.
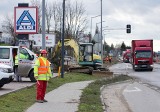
[29,34,56,47]
[14,7,38,34]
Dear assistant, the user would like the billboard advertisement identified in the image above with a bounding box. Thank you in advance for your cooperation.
[14,7,38,34]
[29,34,56,47]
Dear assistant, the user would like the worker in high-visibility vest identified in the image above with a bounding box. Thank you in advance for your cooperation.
[34,49,52,103]
[14,53,27,82]
[104,56,109,63]
[109,56,112,64]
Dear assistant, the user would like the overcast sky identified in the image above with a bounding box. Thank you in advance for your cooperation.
[0,0,160,51]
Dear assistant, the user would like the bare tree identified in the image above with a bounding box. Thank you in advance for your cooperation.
[52,0,88,40]
[31,0,56,34]
[65,0,88,40]
[31,0,42,33]
[54,2,63,33]
[2,15,17,45]
[45,2,54,33]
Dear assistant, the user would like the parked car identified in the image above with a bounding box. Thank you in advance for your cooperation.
[0,63,14,88]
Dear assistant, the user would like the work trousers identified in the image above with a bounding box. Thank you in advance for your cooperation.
[36,80,47,100]
[14,65,22,82]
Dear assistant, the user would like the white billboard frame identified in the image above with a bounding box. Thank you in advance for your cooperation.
[29,34,56,47]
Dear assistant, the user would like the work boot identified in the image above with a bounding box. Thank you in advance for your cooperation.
[43,99,48,102]
[36,100,44,103]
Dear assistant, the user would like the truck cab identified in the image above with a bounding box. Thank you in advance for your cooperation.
[123,49,131,63]
[131,40,153,71]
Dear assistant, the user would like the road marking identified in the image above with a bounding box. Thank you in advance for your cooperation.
[124,87,142,92]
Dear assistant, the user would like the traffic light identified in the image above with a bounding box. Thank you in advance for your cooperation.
[126,24,131,33]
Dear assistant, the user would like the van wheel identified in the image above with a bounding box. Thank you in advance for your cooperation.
[29,71,36,82]
[0,84,4,88]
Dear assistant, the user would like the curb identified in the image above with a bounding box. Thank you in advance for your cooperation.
[100,79,133,112]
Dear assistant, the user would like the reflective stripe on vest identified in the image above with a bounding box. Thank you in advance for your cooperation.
[38,57,49,74]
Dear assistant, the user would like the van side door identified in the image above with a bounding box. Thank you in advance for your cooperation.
[17,48,32,77]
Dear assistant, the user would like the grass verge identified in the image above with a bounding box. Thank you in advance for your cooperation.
[0,73,131,112]
[0,73,99,112]
[78,75,132,112]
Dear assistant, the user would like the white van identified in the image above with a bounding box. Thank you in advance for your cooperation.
[0,46,37,82]
[0,63,14,88]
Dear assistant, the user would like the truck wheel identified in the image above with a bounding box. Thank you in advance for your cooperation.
[0,84,4,88]
[29,71,36,82]
[150,68,153,71]
[132,65,135,70]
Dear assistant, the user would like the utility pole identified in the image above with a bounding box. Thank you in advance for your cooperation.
[42,0,46,49]
[61,0,65,78]
[100,0,103,67]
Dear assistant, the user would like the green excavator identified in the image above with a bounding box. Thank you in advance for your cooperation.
[52,39,102,74]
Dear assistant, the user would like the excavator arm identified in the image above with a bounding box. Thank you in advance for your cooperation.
[53,39,79,62]
[63,39,79,61]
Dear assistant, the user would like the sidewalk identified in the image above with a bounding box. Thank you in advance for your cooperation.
[26,80,93,112]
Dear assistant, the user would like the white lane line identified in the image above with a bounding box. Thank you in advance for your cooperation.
[124,87,142,92]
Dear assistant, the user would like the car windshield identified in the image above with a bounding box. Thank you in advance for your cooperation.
[0,48,10,59]
[135,50,152,58]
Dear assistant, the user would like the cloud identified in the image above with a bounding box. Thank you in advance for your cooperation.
[0,0,31,24]
[89,0,160,51]
[0,0,160,51]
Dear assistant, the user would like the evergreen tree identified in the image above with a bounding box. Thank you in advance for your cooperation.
[103,41,111,55]
[121,41,126,51]
[111,43,114,50]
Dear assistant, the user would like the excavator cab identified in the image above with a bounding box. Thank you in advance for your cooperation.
[79,43,102,69]
[79,43,93,62]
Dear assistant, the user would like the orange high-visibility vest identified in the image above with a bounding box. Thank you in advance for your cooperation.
[38,58,49,74]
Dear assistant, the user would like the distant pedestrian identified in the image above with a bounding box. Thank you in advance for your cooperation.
[34,49,52,103]
[104,56,109,63]
[109,56,112,64]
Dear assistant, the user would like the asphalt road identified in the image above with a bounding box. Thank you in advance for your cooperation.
[0,78,35,96]
[104,62,160,112]
[123,82,160,112]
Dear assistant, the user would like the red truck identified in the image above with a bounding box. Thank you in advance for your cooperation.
[123,49,131,63]
[131,39,153,71]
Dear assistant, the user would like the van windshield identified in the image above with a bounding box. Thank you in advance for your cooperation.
[0,48,10,59]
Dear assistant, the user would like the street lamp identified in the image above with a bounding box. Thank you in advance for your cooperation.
[102,26,108,29]
[96,21,105,26]
[90,15,101,37]
[100,0,103,67]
